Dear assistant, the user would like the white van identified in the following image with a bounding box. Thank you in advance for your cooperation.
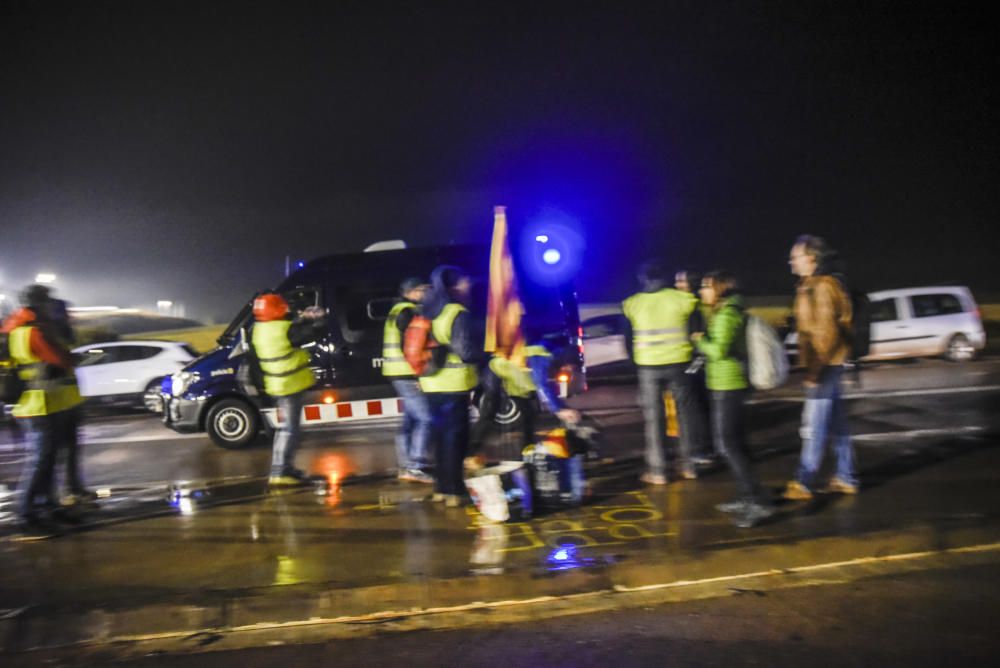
[786,285,987,363]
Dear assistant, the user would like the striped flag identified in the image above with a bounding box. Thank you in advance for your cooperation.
[484,205,525,362]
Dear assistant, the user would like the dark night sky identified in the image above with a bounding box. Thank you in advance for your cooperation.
[1,0,997,322]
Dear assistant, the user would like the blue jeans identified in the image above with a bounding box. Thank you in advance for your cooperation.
[392,379,432,471]
[17,415,59,518]
[796,366,857,489]
[638,364,701,476]
[271,393,304,476]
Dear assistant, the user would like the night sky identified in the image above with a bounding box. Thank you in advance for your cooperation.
[2,0,996,322]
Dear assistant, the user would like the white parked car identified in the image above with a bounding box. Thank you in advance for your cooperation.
[73,341,198,411]
[581,314,632,377]
[786,286,986,363]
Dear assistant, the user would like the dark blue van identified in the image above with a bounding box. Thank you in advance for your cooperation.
[161,243,585,448]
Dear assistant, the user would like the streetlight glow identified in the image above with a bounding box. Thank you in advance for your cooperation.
[35,273,57,284]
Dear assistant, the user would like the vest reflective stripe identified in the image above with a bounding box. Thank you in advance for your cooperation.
[623,289,696,365]
[419,303,478,393]
[8,325,83,417]
[489,345,551,399]
[381,301,416,377]
[252,320,315,397]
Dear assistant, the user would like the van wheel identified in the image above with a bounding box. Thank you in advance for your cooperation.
[206,398,259,449]
[945,334,975,362]
[493,396,523,427]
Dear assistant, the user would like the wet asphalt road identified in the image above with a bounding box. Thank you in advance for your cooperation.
[82,559,1000,668]
[2,357,999,497]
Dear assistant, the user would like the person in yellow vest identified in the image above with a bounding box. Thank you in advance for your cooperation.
[251,292,325,487]
[1,284,84,530]
[470,333,580,464]
[383,277,433,484]
[623,261,705,485]
[418,266,481,507]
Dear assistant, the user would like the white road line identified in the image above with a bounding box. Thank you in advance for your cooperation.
[852,425,985,442]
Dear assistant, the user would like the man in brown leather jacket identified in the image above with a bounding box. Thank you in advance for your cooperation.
[783,236,858,500]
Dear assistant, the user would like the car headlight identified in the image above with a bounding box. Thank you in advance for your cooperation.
[171,371,199,396]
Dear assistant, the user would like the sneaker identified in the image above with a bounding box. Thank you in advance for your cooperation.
[782,481,813,501]
[677,467,698,481]
[823,477,859,495]
[268,470,309,487]
[431,492,447,503]
[400,469,434,484]
[444,494,464,508]
[733,503,776,529]
[640,472,668,486]
[715,499,749,514]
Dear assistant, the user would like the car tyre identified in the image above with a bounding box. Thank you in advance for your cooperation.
[944,334,975,362]
[206,397,260,449]
[142,378,164,413]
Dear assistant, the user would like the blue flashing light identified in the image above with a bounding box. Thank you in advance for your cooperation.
[297,261,305,268]
[535,234,549,243]
[552,548,570,561]
[542,248,562,265]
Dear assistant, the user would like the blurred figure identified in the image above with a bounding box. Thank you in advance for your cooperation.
[1,284,84,531]
[675,268,714,466]
[692,271,774,528]
[623,262,705,484]
[470,328,580,465]
[784,235,857,500]
[382,277,434,484]
[251,292,325,487]
[418,266,480,507]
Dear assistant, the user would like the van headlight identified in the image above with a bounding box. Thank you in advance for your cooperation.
[171,371,199,396]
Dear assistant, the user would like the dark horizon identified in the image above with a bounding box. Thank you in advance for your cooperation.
[2,1,996,322]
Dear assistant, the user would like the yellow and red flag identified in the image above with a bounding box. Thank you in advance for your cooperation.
[484,205,525,362]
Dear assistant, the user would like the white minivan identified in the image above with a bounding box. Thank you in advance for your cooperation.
[787,286,986,363]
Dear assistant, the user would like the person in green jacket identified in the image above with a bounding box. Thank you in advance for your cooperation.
[692,271,774,528]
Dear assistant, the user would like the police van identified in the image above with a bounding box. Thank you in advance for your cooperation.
[161,242,586,448]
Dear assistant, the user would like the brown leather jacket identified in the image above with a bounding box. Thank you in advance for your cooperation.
[794,275,852,383]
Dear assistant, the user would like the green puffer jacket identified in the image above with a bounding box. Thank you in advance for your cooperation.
[695,295,748,391]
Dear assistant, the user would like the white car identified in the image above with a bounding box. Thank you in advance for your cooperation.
[73,341,198,411]
[786,285,986,363]
[581,314,632,376]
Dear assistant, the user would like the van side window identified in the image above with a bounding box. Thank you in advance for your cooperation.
[911,294,963,318]
[870,298,899,323]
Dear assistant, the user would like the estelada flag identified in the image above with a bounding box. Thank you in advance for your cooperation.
[484,205,525,362]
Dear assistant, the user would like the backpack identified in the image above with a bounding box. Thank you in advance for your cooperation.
[0,333,27,405]
[745,315,789,390]
[841,281,871,361]
[403,315,442,377]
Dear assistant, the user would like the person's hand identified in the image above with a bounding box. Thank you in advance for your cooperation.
[690,332,703,342]
[301,306,326,320]
[556,409,581,425]
[803,379,817,389]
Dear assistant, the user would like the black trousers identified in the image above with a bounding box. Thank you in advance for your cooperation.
[427,393,470,495]
[711,390,767,504]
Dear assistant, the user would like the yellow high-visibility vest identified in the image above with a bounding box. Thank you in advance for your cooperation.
[418,304,478,393]
[489,345,551,398]
[381,301,416,377]
[623,289,696,365]
[8,325,83,417]
[251,320,316,397]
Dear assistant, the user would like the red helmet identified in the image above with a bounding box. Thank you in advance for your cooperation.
[253,293,289,321]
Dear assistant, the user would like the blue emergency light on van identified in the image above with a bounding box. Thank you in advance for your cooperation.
[161,242,585,449]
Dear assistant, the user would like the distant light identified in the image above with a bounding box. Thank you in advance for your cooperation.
[35,273,56,284]
[535,234,549,243]
[157,300,173,310]
[542,249,562,265]
[322,391,336,404]
[297,261,305,268]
